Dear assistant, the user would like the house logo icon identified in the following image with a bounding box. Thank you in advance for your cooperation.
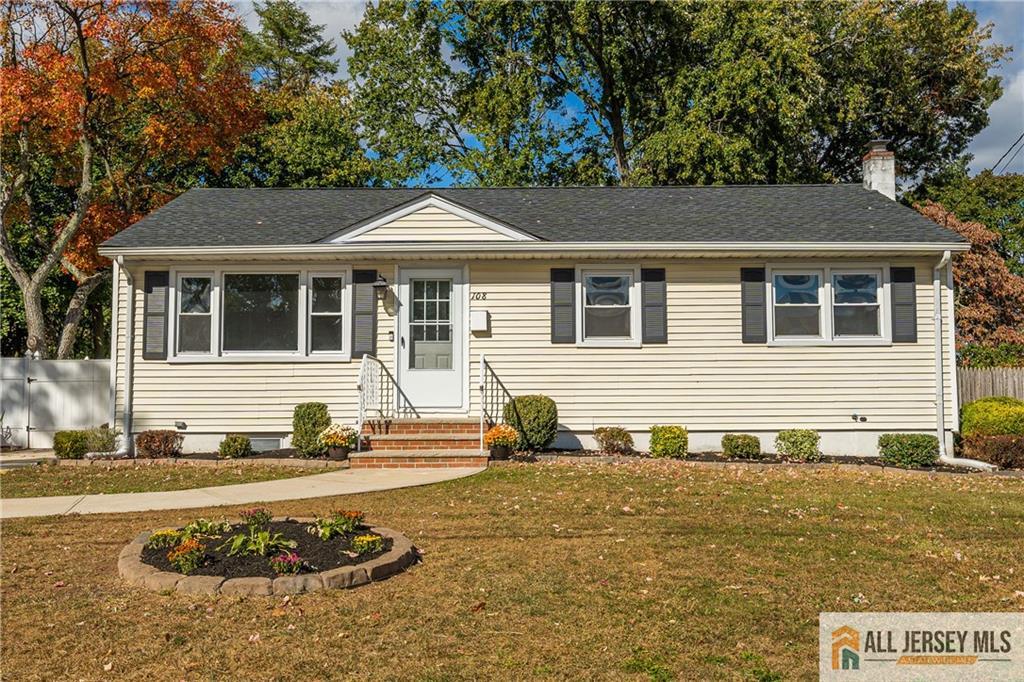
[831,626,860,670]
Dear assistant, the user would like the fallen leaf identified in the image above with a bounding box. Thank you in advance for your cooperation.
[471,601,486,612]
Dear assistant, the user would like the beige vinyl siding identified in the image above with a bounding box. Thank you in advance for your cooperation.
[114,263,395,434]
[467,259,955,432]
[347,205,515,242]
[113,257,955,440]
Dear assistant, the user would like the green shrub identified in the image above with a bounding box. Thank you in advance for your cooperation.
[877,434,939,468]
[961,434,1024,469]
[85,425,120,453]
[722,434,761,459]
[218,434,252,459]
[958,343,1024,368]
[503,395,558,450]
[292,402,331,457]
[960,397,1024,436]
[53,430,89,459]
[135,429,183,458]
[594,426,634,454]
[775,429,821,461]
[649,425,688,458]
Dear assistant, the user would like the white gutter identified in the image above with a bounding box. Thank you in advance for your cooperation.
[114,256,135,457]
[933,250,994,471]
[98,240,972,259]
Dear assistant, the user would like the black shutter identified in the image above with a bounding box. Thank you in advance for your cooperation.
[641,268,667,344]
[352,270,377,357]
[891,267,917,343]
[550,268,575,343]
[740,267,767,344]
[142,271,169,360]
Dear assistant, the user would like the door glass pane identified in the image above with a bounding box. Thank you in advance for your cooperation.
[409,278,453,370]
[775,306,821,336]
[833,273,878,304]
[774,274,819,304]
[178,316,211,353]
[180,277,211,313]
[834,305,880,336]
[311,277,343,313]
[223,274,299,351]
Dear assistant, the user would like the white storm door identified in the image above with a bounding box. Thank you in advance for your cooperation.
[397,268,465,410]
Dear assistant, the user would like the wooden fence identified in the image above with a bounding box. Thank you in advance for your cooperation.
[958,367,1024,406]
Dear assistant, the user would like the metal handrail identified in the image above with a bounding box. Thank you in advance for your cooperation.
[478,354,515,449]
[356,354,419,451]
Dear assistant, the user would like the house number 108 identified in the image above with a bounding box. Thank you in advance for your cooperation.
[471,292,487,300]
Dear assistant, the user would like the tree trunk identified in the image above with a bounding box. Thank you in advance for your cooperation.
[56,271,107,359]
[20,283,49,356]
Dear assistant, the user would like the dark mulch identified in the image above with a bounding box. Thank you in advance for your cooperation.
[532,450,976,473]
[180,448,329,461]
[141,521,392,579]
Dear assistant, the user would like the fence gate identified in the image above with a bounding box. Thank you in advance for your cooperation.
[0,358,111,449]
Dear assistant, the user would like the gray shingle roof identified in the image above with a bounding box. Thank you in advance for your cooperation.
[101,184,965,248]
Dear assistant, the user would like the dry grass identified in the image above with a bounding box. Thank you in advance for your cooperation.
[0,463,313,498]
[1,461,1022,681]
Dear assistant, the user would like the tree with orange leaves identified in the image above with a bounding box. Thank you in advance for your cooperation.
[916,201,1024,348]
[1,0,259,357]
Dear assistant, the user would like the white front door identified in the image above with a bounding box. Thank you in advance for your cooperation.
[397,267,465,411]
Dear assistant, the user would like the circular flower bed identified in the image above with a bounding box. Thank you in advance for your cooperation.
[119,508,416,596]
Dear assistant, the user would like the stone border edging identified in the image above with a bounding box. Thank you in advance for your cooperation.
[118,518,416,596]
[61,457,348,470]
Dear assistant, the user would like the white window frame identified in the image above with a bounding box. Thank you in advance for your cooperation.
[167,265,352,362]
[307,271,351,357]
[830,267,885,342]
[767,263,892,347]
[174,272,215,356]
[769,268,826,341]
[575,264,642,348]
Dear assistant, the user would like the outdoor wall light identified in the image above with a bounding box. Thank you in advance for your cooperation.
[372,274,390,302]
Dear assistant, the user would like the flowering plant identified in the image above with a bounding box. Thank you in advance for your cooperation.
[350,534,384,555]
[318,423,357,448]
[167,538,206,574]
[484,424,518,448]
[269,551,306,575]
[306,510,364,540]
[146,529,183,549]
[240,507,272,530]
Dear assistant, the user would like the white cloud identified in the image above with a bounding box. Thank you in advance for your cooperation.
[231,1,368,79]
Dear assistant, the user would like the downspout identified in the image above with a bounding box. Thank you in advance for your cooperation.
[933,250,994,471]
[114,256,135,457]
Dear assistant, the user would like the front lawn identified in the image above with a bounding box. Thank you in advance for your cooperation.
[0,463,317,498]
[1,461,1021,679]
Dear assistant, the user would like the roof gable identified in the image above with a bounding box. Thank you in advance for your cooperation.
[323,193,539,243]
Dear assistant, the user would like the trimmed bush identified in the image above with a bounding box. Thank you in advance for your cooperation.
[960,396,1024,436]
[877,434,939,468]
[503,395,558,450]
[961,434,1024,469]
[775,429,821,462]
[594,427,634,454]
[135,429,183,458]
[649,425,688,458]
[292,402,331,457]
[53,430,89,459]
[219,434,253,459]
[85,425,120,453]
[722,433,761,459]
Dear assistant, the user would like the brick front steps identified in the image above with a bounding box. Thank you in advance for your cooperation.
[361,417,480,436]
[349,449,489,469]
[362,433,481,451]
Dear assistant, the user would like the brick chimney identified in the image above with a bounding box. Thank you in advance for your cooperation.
[862,139,895,201]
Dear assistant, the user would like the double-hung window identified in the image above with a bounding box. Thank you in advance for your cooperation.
[308,274,346,353]
[768,265,888,344]
[177,274,213,354]
[577,266,641,345]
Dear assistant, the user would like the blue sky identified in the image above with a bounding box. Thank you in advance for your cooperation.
[235,1,1024,176]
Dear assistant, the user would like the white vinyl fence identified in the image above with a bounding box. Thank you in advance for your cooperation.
[0,358,110,449]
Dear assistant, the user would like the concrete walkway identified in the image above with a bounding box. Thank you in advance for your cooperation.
[0,466,484,519]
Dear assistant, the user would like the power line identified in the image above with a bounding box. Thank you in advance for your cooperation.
[991,130,1024,175]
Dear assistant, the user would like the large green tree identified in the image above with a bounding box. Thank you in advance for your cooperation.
[243,0,338,92]
[914,162,1024,276]
[347,0,1006,186]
